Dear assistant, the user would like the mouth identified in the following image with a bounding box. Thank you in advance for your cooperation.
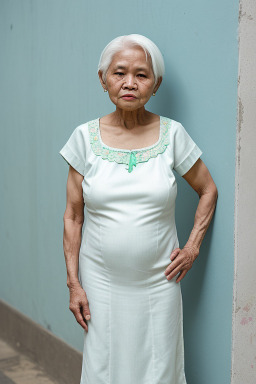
[121,94,137,100]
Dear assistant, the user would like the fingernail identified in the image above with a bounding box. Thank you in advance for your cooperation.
[86,315,90,320]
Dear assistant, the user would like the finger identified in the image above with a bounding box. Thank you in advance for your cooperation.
[75,312,88,332]
[170,248,181,261]
[69,305,89,332]
[176,270,187,283]
[82,304,91,321]
[166,265,182,281]
[164,258,182,275]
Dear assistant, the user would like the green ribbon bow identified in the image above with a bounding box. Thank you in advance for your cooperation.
[128,152,137,173]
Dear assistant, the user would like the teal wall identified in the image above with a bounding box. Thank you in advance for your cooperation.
[0,1,238,383]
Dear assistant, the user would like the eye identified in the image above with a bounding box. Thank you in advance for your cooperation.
[137,74,146,78]
[114,72,124,76]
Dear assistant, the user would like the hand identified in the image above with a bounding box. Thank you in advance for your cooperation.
[164,246,199,283]
[68,283,91,332]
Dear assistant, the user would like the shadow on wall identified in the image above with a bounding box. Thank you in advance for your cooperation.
[176,173,216,381]
[150,56,217,375]
[176,174,215,304]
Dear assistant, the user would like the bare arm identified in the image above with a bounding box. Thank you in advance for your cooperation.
[63,165,84,288]
[182,158,218,251]
[164,158,218,283]
[63,165,91,331]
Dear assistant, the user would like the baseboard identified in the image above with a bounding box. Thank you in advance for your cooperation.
[0,299,82,384]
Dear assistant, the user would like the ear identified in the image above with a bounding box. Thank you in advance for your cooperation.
[98,70,107,91]
[153,76,162,94]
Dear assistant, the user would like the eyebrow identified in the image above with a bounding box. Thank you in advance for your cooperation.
[136,67,148,72]
[113,65,148,72]
[113,65,126,70]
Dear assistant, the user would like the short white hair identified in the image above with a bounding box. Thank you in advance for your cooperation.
[98,34,165,86]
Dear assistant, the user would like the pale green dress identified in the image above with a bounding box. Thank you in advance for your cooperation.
[59,116,202,384]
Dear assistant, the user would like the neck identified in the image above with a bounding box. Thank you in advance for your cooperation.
[111,107,151,130]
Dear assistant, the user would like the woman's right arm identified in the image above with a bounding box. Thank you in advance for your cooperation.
[63,165,91,332]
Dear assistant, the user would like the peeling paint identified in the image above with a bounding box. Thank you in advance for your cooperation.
[236,96,244,169]
[240,317,253,325]
[238,2,242,23]
[238,97,244,132]
[239,2,254,22]
[243,303,252,312]
[240,11,253,21]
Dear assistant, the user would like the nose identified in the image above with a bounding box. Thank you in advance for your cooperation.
[123,74,137,90]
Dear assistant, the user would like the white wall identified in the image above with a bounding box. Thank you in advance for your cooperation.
[232,1,256,383]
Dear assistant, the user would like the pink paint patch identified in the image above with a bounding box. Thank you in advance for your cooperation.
[240,317,253,325]
[251,364,254,368]
[243,304,251,312]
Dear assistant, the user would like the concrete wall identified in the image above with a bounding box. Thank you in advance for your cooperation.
[0,1,239,383]
[232,1,256,383]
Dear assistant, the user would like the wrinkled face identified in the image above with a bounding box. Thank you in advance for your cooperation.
[99,45,161,111]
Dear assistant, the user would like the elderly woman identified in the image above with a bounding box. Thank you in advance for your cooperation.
[59,34,218,384]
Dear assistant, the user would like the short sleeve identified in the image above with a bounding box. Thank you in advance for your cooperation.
[59,125,86,176]
[173,122,203,176]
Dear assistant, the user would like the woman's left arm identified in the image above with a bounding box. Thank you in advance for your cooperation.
[164,158,218,283]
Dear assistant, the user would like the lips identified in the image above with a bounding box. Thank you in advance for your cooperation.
[121,94,137,100]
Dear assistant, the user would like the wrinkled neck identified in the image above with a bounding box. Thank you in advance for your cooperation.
[112,107,152,130]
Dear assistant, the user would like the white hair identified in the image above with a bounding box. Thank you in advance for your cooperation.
[98,34,165,86]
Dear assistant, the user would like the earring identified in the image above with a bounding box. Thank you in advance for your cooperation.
[152,92,156,96]
[104,89,108,92]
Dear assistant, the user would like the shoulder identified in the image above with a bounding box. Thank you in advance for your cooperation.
[71,117,99,138]
[161,116,181,126]
[160,116,183,135]
[61,117,99,151]
[160,116,199,153]
[73,118,93,133]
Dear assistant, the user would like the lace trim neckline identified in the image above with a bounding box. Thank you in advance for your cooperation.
[88,116,171,173]
[98,116,163,152]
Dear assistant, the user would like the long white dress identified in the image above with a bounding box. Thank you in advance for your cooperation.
[59,116,202,384]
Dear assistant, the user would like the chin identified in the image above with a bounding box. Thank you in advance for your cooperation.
[116,101,142,111]
[122,105,140,111]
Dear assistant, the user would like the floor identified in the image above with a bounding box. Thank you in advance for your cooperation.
[0,339,58,384]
